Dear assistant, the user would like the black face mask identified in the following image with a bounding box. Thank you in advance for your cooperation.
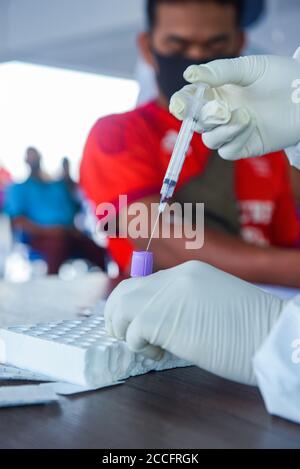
[153,50,236,103]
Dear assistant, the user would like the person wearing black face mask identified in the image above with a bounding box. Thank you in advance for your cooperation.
[140,0,245,108]
[152,50,236,103]
[81,0,300,289]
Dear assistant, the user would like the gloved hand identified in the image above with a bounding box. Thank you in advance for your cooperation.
[105,261,284,386]
[169,49,300,166]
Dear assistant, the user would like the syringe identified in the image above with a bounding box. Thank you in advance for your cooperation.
[159,83,208,213]
[146,84,208,252]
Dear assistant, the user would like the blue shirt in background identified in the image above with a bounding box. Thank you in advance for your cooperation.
[4,178,79,227]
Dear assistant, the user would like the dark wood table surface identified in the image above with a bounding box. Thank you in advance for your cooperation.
[0,367,300,449]
[0,274,300,449]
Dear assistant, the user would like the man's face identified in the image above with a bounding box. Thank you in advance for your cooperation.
[26,148,41,172]
[62,158,70,172]
[152,1,243,61]
[139,1,245,104]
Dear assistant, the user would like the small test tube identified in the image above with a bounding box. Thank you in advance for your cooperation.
[130,251,154,278]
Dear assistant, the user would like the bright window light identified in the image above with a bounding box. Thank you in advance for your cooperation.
[0,62,139,180]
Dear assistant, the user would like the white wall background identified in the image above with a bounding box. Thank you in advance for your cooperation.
[0,62,139,180]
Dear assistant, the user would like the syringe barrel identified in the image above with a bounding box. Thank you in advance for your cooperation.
[162,116,195,184]
[160,178,176,200]
[160,84,208,204]
[187,84,209,120]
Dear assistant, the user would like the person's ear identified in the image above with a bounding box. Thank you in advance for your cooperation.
[137,32,157,70]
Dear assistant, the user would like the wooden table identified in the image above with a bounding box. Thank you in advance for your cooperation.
[0,274,300,449]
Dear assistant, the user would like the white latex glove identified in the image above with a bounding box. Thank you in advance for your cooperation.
[253,296,300,424]
[169,50,300,165]
[105,261,284,386]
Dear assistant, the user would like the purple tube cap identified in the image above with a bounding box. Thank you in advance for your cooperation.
[131,251,154,277]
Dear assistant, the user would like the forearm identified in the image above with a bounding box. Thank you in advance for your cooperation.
[12,217,66,237]
[196,229,300,288]
[133,228,300,288]
[12,217,42,235]
[124,196,300,287]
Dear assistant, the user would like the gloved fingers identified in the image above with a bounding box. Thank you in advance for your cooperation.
[293,47,300,61]
[217,122,262,160]
[110,308,133,340]
[105,293,134,339]
[104,299,115,336]
[200,99,232,131]
[170,83,214,122]
[202,107,252,151]
[105,316,114,337]
[169,84,199,121]
[109,288,149,340]
[104,277,154,338]
[137,343,165,361]
[126,317,165,361]
[104,280,134,337]
[184,56,261,87]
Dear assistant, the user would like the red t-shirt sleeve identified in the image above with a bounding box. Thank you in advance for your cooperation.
[270,152,300,247]
[80,113,162,211]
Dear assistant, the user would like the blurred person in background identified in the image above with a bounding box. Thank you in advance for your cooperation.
[60,156,84,214]
[80,0,300,288]
[61,157,78,195]
[60,156,96,238]
[4,147,106,274]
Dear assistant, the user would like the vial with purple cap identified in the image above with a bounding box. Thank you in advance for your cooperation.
[130,251,154,278]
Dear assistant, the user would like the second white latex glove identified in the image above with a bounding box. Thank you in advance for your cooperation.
[105,261,284,386]
[169,51,300,163]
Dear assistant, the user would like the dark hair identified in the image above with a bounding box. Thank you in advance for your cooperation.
[146,0,245,29]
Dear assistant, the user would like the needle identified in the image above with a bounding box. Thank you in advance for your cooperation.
[146,212,161,252]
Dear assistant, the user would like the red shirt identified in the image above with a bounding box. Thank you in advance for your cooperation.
[80,101,300,271]
[0,168,11,188]
[0,167,11,210]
